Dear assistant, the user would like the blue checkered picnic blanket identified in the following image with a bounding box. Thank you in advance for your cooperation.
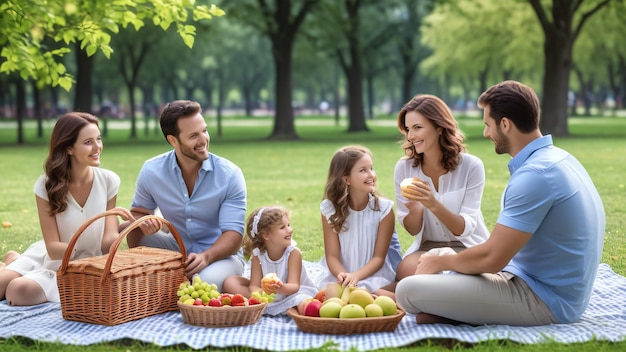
[1,262,625,350]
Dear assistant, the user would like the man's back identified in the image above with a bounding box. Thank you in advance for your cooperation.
[501,136,605,323]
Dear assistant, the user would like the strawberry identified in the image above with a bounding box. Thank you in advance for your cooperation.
[208,298,222,307]
[231,293,246,306]
[219,293,232,306]
[248,297,262,305]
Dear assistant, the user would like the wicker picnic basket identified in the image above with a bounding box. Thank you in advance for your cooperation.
[57,209,187,326]
[286,306,405,334]
[178,301,268,327]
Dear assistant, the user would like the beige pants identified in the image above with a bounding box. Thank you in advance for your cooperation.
[396,271,558,326]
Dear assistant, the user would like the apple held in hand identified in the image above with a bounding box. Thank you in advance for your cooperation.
[261,272,282,294]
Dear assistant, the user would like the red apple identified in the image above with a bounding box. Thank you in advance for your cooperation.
[193,298,203,306]
[297,297,315,315]
[304,299,322,317]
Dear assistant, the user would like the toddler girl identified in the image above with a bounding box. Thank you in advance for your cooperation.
[222,206,317,316]
[318,145,402,295]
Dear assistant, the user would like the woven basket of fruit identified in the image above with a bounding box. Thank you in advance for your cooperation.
[178,301,268,327]
[57,210,187,326]
[177,276,272,327]
[287,306,405,334]
[287,285,405,334]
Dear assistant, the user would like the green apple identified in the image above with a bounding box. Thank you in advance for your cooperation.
[322,297,345,307]
[348,288,374,308]
[319,301,343,318]
[364,303,384,317]
[339,303,366,319]
[374,295,397,316]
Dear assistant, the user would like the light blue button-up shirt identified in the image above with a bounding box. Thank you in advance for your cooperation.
[131,150,247,255]
[500,135,605,323]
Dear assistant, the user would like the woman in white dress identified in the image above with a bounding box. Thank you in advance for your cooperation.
[222,206,317,316]
[0,112,133,306]
[318,145,401,295]
[389,94,490,287]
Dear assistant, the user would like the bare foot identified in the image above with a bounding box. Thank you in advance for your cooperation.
[3,250,20,265]
[416,313,464,325]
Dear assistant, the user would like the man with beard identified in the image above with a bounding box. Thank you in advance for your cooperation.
[125,100,246,291]
[395,81,605,326]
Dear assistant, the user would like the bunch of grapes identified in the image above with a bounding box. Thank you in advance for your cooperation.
[176,275,276,306]
[251,290,276,303]
[177,275,220,305]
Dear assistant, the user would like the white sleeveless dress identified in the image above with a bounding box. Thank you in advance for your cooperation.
[317,196,400,292]
[6,168,119,302]
[252,245,318,316]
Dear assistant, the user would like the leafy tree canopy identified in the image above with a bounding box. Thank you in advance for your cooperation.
[0,0,224,91]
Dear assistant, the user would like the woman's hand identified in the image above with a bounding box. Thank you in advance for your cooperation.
[402,181,437,209]
[112,207,135,222]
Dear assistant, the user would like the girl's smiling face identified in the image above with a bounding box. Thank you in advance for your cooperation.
[344,153,376,195]
[264,214,293,250]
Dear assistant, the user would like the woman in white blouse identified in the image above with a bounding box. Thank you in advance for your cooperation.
[391,94,490,284]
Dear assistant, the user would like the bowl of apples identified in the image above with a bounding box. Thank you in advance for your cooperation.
[287,284,405,334]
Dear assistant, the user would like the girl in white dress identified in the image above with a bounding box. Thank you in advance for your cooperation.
[222,206,317,316]
[318,145,401,295]
[0,112,133,306]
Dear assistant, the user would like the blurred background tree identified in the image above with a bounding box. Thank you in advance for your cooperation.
[1,0,625,143]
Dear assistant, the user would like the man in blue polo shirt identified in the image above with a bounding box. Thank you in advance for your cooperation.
[126,100,246,291]
[396,80,605,326]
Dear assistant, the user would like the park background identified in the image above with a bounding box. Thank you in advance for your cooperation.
[1,1,626,351]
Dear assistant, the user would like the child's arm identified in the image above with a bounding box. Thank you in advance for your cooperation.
[351,209,396,284]
[322,213,348,281]
[274,248,303,296]
[248,256,264,294]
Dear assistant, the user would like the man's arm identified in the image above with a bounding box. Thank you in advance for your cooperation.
[415,223,532,275]
[184,230,242,277]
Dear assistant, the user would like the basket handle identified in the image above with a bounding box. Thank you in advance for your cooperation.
[58,210,188,285]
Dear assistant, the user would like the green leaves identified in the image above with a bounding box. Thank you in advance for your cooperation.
[0,0,224,90]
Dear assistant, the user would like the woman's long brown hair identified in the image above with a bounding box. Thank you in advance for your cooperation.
[44,112,99,216]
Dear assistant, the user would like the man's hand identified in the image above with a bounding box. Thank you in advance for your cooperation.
[185,252,210,278]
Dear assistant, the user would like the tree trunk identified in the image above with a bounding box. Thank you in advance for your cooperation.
[539,30,571,136]
[74,46,94,113]
[15,78,26,144]
[31,81,43,138]
[270,38,299,140]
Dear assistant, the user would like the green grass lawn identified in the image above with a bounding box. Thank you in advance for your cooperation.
[0,115,625,351]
